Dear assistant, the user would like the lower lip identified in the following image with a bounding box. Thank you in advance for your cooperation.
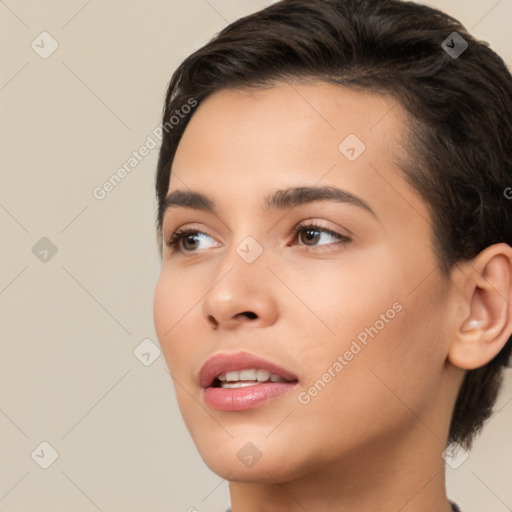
[203,382,298,411]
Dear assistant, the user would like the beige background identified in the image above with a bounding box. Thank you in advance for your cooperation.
[0,1,511,511]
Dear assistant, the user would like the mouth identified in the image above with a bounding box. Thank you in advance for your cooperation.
[199,352,299,411]
[213,368,292,388]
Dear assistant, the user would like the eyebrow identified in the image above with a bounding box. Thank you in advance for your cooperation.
[161,185,376,220]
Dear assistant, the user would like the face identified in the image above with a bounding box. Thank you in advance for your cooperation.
[153,82,457,483]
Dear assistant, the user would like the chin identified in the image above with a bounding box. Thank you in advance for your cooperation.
[191,432,313,484]
[201,454,299,484]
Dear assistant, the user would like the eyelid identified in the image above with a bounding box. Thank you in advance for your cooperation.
[289,216,353,236]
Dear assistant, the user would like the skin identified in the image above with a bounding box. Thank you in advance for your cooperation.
[153,82,512,512]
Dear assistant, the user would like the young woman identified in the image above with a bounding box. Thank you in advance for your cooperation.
[153,1,512,510]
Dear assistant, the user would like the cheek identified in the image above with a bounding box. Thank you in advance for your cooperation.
[153,271,175,343]
[288,254,446,410]
[153,268,198,373]
[281,253,399,350]
[287,306,441,457]
[153,262,206,329]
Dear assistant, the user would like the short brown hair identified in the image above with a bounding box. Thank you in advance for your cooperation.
[155,0,512,448]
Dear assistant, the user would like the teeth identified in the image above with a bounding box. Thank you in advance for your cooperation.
[225,371,239,382]
[216,368,287,387]
[256,369,271,381]
[239,369,257,380]
[221,381,260,389]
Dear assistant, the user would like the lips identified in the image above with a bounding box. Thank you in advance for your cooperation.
[199,352,298,388]
[198,352,299,411]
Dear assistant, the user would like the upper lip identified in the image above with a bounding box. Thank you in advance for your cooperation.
[198,351,299,388]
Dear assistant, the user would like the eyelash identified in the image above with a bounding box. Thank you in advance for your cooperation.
[165,223,351,253]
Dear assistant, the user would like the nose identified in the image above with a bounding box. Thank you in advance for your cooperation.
[201,259,279,331]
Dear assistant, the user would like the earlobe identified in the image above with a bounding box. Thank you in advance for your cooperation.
[448,244,512,370]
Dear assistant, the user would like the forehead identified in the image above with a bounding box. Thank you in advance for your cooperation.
[171,82,406,183]
[169,82,427,222]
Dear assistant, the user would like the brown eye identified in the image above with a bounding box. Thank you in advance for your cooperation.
[291,223,352,249]
[299,228,321,246]
[181,233,201,251]
[167,229,218,252]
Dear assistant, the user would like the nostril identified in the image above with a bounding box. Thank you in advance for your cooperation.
[239,311,258,320]
[207,315,219,329]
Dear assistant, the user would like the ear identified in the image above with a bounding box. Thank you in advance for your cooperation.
[448,243,512,370]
